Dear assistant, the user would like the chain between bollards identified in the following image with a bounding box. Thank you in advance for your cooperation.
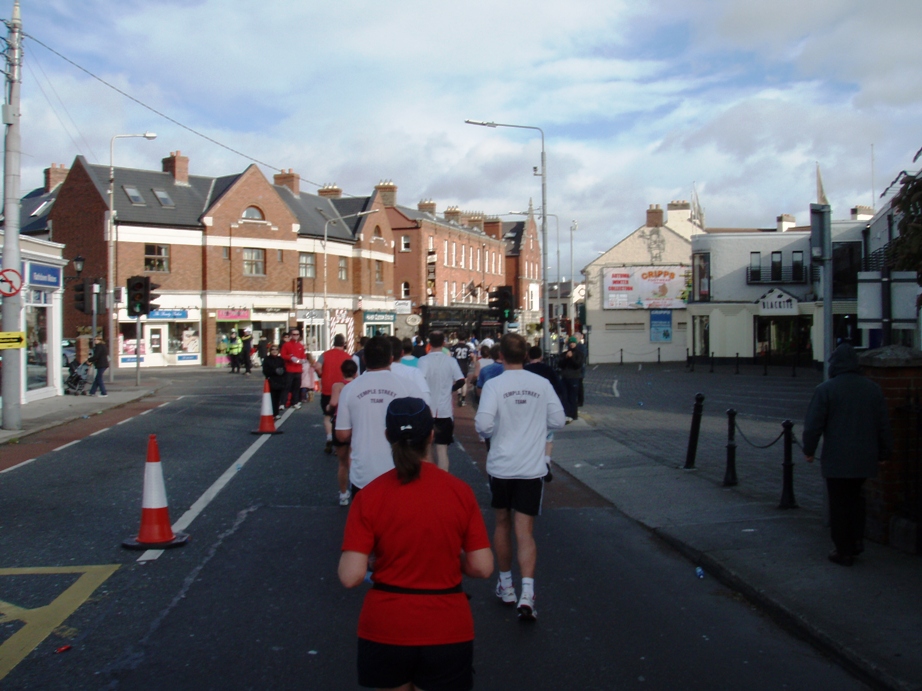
[684,393,705,470]
[723,408,738,486]
[778,419,798,509]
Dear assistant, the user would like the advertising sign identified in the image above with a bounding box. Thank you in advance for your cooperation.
[603,266,687,309]
[650,310,672,342]
[216,309,250,320]
[28,263,62,288]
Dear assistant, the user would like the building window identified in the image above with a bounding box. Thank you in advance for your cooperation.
[832,241,861,299]
[152,189,175,207]
[477,248,481,272]
[278,249,284,263]
[401,236,411,252]
[692,253,710,302]
[122,185,146,205]
[401,282,410,299]
[792,251,804,282]
[771,251,782,281]
[452,281,457,301]
[338,257,348,281]
[428,236,434,251]
[443,281,448,305]
[144,244,170,272]
[373,226,383,242]
[222,247,229,260]
[452,242,457,266]
[460,245,465,268]
[750,252,761,282]
[242,206,264,220]
[375,260,383,283]
[243,248,266,276]
[299,252,316,278]
[443,240,449,266]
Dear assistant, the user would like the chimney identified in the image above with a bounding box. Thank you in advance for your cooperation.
[444,205,461,224]
[274,169,301,196]
[375,180,397,208]
[44,163,69,193]
[851,205,874,221]
[418,199,437,215]
[162,151,189,185]
[666,200,691,224]
[463,211,484,231]
[483,217,503,240]
[646,204,664,228]
[776,213,796,232]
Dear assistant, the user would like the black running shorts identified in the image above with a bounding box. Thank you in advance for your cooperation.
[433,417,454,446]
[357,638,473,691]
[489,476,544,516]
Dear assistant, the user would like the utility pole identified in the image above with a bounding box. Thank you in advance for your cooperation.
[1,0,22,430]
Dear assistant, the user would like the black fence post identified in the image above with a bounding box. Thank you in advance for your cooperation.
[657,347,661,365]
[684,393,705,470]
[735,353,740,375]
[778,420,798,509]
[723,408,738,486]
[620,348,623,365]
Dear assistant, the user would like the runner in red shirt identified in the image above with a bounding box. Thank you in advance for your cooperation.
[339,397,493,691]
[314,333,352,454]
[279,328,306,411]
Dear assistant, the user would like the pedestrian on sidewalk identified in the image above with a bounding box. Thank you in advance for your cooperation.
[475,333,566,620]
[558,335,584,421]
[802,343,892,566]
[88,336,109,397]
[339,396,493,691]
[240,328,253,375]
[418,331,464,472]
[227,331,242,373]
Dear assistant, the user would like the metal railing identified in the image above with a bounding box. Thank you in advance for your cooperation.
[746,265,809,284]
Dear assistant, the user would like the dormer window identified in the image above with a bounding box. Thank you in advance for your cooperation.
[373,226,383,242]
[242,206,264,220]
[123,185,146,205]
[153,189,175,208]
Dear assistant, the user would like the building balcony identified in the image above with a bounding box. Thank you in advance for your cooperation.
[746,265,810,285]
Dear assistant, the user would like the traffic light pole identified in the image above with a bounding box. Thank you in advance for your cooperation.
[136,312,142,386]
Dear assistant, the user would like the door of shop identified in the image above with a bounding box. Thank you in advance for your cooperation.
[146,326,167,367]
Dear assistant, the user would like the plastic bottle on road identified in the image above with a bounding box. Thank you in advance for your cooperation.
[695,567,704,579]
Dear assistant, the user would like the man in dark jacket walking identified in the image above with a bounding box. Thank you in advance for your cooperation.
[558,336,584,421]
[802,344,892,566]
[88,335,109,397]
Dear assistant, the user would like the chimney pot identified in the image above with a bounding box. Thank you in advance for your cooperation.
[274,170,301,196]
[44,163,69,193]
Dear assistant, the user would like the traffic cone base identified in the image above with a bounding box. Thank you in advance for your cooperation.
[252,379,284,435]
[123,434,189,551]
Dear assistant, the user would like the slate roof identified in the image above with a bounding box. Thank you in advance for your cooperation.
[502,220,526,256]
[393,204,493,240]
[275,187,359,243]
[18,185,58,235]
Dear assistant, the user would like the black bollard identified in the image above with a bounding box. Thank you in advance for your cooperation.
[684,393,705,469]
[710,352,715,373]
[723,408,738,486]
[778,420,798,509]
[735,353,740,375]
[657,347,661,365]
[620,348,623,365]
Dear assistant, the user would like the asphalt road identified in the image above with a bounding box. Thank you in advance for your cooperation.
[0,369,866,689]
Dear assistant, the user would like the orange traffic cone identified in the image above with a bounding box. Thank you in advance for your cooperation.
[252,379,284,435]
[122,435,190,550]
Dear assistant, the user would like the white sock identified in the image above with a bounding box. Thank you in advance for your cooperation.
[499,571,513,589]
[521,577,534,598]
[326,433,332,442]
[545,455,552,465]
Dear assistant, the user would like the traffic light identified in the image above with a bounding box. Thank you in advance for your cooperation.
[148,280,161,314]
[295,277,304,304]
[488,289,502,320]
[497,286,515,323]
[126,276,149,316]
[74,278,90,314]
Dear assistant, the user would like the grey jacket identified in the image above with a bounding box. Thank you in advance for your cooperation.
[802,344,892,478]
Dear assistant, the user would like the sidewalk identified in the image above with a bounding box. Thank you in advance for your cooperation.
[553,415,920,691]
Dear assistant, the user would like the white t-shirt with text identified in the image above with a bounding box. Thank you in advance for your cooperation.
[418,351,464,419]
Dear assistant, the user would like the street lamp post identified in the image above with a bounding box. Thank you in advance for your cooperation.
[108,132,156,382]
[315,207,379,350]
[570,219,578,331]
[466,119,549,352]
[511,209,559,346]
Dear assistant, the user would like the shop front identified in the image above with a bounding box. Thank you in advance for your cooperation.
[117,308,202,368]
[361,310,396,338]
[297,309,325,353]
[214,309,251,367]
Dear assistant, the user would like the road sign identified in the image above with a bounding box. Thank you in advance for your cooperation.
[0,268,23,297]
[0,331,26,349]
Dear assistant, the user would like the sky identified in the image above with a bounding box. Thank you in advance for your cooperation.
[12,0,922,280]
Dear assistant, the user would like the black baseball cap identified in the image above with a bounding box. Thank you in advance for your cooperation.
[385,397,433,444]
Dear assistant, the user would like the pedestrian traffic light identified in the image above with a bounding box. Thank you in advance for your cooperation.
[74,278,90,314]
[126,276,149,316]
[488,289,502,320]
[497,286,515,323]
[295,277,304,304]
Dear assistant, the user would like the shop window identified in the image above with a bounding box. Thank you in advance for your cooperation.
[375,260,383,283]
[243,248,266,276]
[153,189,174,208]
[242,206,264,220]
[401,236,411,252]
[792,251,804,282]
[771,251,782,281]
[338,257,348,281]
[401,282,410,298]
[25,302,50,390]
[299,252,316,278]
[750,252,761,282]
[168,323,200,354]
[144,244,170,272]
[692,253,710,302]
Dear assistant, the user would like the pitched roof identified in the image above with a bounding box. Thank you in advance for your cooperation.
[274,187,358,243]
[18,185,58,235]
[502,220,526,255]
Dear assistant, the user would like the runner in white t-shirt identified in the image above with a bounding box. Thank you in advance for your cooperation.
[335,337,427,491]
[474,333,565,622]
[388,336,432,408]
[418,331,465,472]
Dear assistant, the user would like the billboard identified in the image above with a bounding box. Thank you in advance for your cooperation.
[603,266,688,309]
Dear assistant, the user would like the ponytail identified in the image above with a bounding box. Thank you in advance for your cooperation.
[391,437,429,483]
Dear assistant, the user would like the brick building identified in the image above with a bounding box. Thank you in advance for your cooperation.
[497,201,543,335]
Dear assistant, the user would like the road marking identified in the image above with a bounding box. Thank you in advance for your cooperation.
[137,407,294,563]
[89,427,110,436]
[0,565,120,682]
[612,380,620,397]
[140,409,152,415]
[0,458,37,474]
[117,417,133,425]
[53,440,80,452]
[157,402,171,408]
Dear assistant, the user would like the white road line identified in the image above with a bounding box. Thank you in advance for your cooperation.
[612,380,620,397]
[54,440,81,452]
[140,409,152,415]
[157,402,171,408]
[90,427,110,436]
[457,442,465,453]
[1,458,38,474]
[117,417,133,425]
[137,407,293,563]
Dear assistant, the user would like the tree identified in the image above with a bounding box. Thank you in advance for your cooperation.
[891,171,922,284]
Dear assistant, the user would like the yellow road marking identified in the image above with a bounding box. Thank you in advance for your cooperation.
[0,565,120,681]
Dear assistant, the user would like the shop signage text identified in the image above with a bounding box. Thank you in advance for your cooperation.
[148,309,188,320]
[363,310,396,323]
[28,263,62,288]
[217,309,250,320]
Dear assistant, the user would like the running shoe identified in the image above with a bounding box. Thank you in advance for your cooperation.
[293,403,302,410]
[495,579,516,605]
[339,490,351,506]
[324,440,333,455]
[517,592,537,620]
